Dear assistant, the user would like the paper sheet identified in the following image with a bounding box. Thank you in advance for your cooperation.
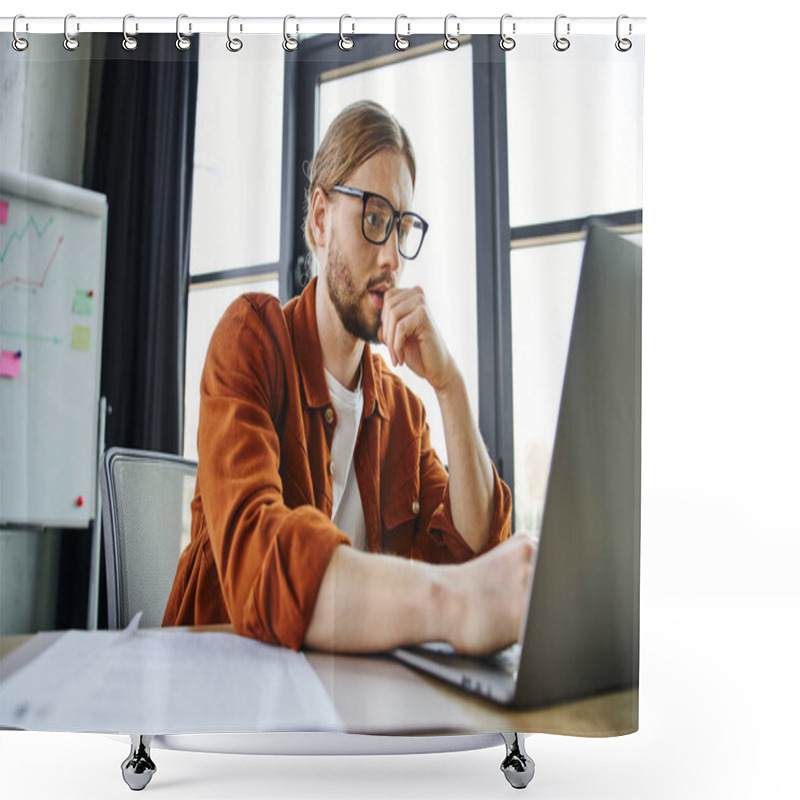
[0,615,344,734]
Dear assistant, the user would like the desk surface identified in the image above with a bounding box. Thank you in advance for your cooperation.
[0,626,636,737]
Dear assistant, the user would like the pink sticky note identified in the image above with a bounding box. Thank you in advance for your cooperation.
[1,350,21,379]
[0,200,8,225]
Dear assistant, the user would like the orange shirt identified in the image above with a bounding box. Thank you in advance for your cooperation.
[162,278,512,649]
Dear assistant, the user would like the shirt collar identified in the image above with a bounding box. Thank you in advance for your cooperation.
[292,277,388,421]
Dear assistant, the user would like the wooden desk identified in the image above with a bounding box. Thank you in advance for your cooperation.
[0,626,637,737]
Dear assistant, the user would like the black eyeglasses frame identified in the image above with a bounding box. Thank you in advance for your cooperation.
[330,184,429,260]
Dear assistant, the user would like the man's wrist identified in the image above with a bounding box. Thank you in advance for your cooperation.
[426,564,460,644]
[433,362,464,399]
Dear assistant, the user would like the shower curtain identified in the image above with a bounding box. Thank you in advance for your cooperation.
[0,19,644,743]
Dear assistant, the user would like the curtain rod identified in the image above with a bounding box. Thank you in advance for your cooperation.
[1,16,646,37]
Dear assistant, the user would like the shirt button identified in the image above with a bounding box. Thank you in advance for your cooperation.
[325,407,335,424]
[411,499,420,515]
[329,461,335,476]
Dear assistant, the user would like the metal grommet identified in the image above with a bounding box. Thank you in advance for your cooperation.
[615,15,632,52]
[394,15,410,51]
[226,15,243,52]
[63,13,79,51]
[176,14,191,51]
[325,407,335,425]
[339,14,354,51]
[283,15,299,52]
[443,14,459,51]
[12,15,29,52]
[499,13,516,51]
[553,14,570,52]
[122,14,138,51]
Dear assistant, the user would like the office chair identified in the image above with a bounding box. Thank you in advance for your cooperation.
[99,446,534,791]
[100,447,196,631]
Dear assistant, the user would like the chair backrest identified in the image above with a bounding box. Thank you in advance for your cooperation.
[99,447,197,629]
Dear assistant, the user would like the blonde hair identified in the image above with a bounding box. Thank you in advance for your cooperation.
[303,100,416,256]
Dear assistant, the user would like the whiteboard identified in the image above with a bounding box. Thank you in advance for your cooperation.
[0,170,107,528]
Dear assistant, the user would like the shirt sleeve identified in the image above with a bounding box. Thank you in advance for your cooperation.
[411,404,513,564]
[196,296,350,650]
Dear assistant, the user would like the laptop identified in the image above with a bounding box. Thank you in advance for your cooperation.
[392,224,642,709]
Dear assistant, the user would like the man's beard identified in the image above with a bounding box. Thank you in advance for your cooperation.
[326,241,385,344]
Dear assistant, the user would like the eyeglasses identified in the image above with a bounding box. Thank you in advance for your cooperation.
[330,185,429,260]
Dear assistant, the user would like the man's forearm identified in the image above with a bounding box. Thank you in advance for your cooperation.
[303,544,450,652]
[304,536,536,655]
[435,368,495,552]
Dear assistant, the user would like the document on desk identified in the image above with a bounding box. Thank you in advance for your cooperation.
[0,616,345,734]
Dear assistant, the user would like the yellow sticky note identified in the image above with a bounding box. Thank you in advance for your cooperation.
[71,325,91,351]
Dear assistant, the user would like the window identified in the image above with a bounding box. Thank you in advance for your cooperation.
[183,37,286,460]
[505,38,643,532]
[183,35,644,532]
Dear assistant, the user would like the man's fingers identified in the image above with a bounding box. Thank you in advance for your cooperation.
[381,290,425,367]
[393,306,426,366]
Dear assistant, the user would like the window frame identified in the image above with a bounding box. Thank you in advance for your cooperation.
[189,35,644,505]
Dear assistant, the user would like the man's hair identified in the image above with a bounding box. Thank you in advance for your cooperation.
[303,100,416,256]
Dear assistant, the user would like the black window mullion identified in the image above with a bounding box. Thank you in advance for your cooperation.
[189,263,280,288]
[472,37,514,499]
[511,209,643,245]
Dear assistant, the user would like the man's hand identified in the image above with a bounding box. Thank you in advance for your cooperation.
[441,533,538,655]
[378,286,456,393]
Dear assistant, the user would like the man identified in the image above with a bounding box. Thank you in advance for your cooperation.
[163,100,534,654]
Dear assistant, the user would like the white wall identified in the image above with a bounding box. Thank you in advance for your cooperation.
[0,32,92,184]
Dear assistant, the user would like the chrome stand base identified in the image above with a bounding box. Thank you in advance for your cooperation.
[121,735,156,791]
[500,733,535,789]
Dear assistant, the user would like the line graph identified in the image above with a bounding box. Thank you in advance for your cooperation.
[0,215,54,264]
[0,235,64,291]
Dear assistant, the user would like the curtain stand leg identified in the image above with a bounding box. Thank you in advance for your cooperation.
[500,732,535,789]
[121,734,156,790]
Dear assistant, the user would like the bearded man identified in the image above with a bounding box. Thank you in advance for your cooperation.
[164,100,534,654]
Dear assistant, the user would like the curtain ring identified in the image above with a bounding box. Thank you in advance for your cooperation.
[226,15,243,52]
[443,14,459,51]
[394,15,410,51]
[615,15,632,52]
[553,14,570,52]
[283,15,299,51]
[122,14,138,51]
[12,15,29,52]
[499,14,516,51]
[63,14,79,51]
[176,14,191,50]
[339,15,354,51]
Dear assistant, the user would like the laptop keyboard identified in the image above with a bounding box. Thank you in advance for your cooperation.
[490,643,522,678]
[413,640,522,677]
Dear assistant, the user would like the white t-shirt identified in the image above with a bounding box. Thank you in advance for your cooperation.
[324,367,367,550]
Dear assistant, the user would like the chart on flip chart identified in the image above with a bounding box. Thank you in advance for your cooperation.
[0,170,107,527]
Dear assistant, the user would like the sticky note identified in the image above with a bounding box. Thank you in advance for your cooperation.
[71,325,91,351]
[1,349,21,378]
[73,289,93,316]
[0,200,8,224]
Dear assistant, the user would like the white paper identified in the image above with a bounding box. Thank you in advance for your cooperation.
[0,624,345,734]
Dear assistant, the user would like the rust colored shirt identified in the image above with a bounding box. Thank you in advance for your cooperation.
[162,278,512,649]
